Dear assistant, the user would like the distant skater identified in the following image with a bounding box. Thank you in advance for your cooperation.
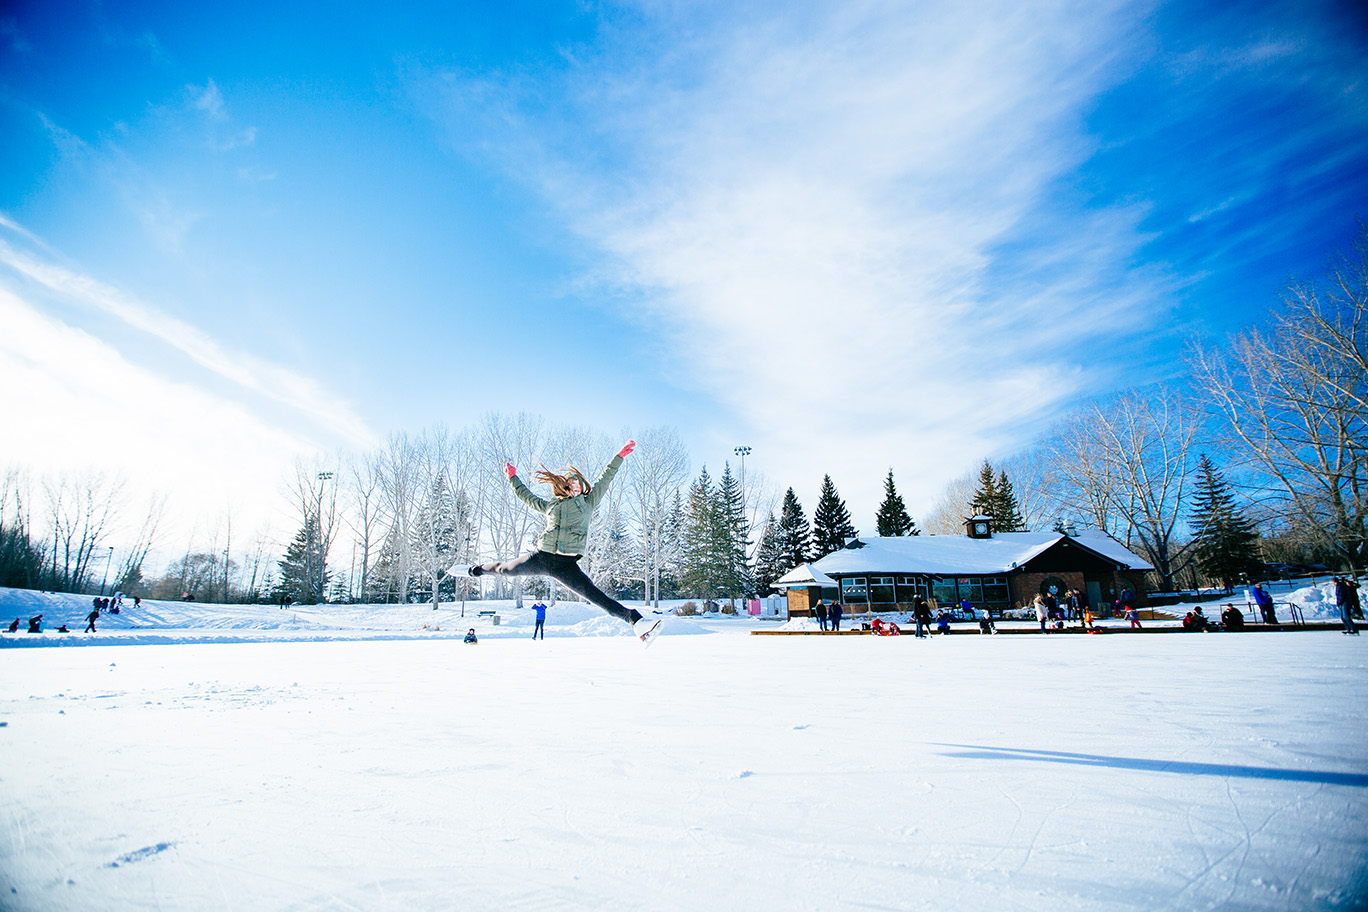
[1336,577,1361,635]
[830,600,843,632]
[454,441,660,642]
[532,601,546,640]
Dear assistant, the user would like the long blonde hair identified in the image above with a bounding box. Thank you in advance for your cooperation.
[534,465,590,499]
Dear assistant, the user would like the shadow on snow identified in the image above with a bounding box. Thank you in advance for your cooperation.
[935,744,1368,787]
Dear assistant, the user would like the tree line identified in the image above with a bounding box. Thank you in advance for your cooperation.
[2,231,1362,603]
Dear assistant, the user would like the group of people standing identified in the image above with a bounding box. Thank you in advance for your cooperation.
[810,599,845,632]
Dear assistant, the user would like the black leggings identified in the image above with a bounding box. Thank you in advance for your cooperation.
[475,551,640,627]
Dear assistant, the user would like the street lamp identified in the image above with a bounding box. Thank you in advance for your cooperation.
[314,472,334,603]
[734,446,752,615]
[99,546,114,596]
[733,445,751,523]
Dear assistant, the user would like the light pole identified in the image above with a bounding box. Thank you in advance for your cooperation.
[99,546,114,596]
[733,445,751,526]
[315,471,333,603]
[734,446,752,614]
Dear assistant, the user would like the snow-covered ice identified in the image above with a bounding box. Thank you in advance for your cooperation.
[1,588,1365,910]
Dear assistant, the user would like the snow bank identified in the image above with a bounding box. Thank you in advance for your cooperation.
[0,587,710,646]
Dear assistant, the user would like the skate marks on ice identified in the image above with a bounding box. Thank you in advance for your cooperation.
[107,841,174,867]
[935,744,1368,787]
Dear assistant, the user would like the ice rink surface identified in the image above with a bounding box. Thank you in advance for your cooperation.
[2,622,1365,911]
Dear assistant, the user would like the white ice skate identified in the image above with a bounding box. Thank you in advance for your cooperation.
[633,616,664,646]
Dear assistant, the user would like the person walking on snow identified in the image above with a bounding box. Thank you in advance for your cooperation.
[84,605,101,633]
[453,441,661,642]
[1034,595,1048,633]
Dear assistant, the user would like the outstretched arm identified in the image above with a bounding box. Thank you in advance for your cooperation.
[505,461,549,513]
[587,440,635,508]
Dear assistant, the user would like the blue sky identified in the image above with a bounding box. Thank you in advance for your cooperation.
[1,0,1366,542]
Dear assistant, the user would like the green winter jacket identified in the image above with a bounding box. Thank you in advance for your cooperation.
[510,454,624,556]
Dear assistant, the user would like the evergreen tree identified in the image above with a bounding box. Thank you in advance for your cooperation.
[994,471,1026,532]
[875,469,917,536]
[275,515,329,605]
[717,463,754,598]
[812,475,856,558]
[969,461,998,519]
[968,461,1025,532]
[680,467,724,598]
[753,510,787,594]
[776,488,811,570]
[1189,454,1260,591]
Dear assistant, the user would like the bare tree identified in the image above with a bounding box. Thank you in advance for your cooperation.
[410,425,475,608]
[923,466,977,534]
[475,412,547,600]
[623,426,690,608]
[375,433,421,603]
[343,449,385,603]
[42,469,125,592]
[1190,232,1368,571]
[1044,388,1200,589]
[112,493,167,596]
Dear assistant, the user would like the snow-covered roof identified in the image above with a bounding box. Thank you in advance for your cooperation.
[809,530,1154,576]
[772,563,837,589]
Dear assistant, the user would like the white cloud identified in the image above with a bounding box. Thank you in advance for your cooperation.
[422,0,1168,519]
[0,226,375,448]
[0,287,312,544]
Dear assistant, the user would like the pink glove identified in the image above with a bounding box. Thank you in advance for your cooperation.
[504,462,516,479]
[617,440,636,458]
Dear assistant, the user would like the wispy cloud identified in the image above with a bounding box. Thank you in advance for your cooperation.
[0,285,309,541]
[419,0,1167,514]
[0,216,376,448]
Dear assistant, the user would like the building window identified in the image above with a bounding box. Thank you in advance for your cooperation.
[982,576,1009,603]
[869,576,895,603]
[932,578,957,606]
[841,577,868,603]
[895,576,927,602]
[956,578,983,604]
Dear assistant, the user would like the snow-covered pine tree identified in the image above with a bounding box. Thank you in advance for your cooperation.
[812,475,856,559]
[1189,454,1260,591]
[776,488,811,570]
[875,469,917,536]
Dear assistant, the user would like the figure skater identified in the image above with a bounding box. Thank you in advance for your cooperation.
[454,440,661,642]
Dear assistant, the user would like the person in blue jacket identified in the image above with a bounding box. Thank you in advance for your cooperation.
[532,602,547,640]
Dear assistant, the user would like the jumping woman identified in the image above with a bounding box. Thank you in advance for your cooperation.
[454,440,662,642]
